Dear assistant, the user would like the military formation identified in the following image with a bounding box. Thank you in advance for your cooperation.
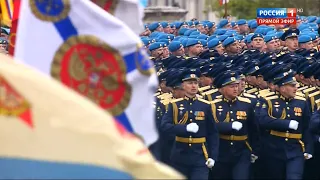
[143,16,320,179]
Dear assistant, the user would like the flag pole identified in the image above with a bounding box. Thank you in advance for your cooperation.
[224,0,228,17]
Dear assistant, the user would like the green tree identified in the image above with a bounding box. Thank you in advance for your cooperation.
[205,0,320,19]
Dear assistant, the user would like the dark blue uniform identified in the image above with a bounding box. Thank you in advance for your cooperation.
[209,96,259,179]
[259,94,313,179]
[161,96,219,179]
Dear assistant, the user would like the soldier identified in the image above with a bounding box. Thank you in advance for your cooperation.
[250,33,265,52]
[223,37,240,56]
[161,69,219,179]
[209,70,259,179]
[280,28,300,53]
[168,41,185,57]
[185,39,204,58]
[259,70,313,179]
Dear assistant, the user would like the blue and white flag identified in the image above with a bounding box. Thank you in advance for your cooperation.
[14,0,158,146]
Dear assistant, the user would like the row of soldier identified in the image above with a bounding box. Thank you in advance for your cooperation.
[145,17,320,180]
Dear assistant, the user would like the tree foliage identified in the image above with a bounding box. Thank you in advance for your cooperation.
[205,0,320,19]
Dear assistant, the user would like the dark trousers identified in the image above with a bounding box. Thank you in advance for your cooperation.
[265,156,304,180]
[171,162,209,180]
[209,151,251,180]
[148,141,161,161]
[303,143,320,179]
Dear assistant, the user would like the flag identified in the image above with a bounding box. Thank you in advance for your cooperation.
[0,0,13,27]
[219,0,229,5]
[0,53,183,179]
[15,0,158,146]
[8,0,20,55]
[91,0,145,35]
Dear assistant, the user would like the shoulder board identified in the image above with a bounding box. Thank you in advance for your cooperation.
[259,89,270,93]
[261,91,275,97]
[160,97,172,104]
[211,98,222,104]
[185,56,190,59]
[308,90,320,98]
[154,92,160,96]
[157,93,172,99]
[303,87,316,93]
[198,98,210,104]
[243,93,256,98]
[196,94,204,99]
[237,97,251,103]
[315,98,320,104]
[163,100,172,106]
[246,88,258,94]
[203,88,218,95]
[265,95,279,100]
[170,98,183,103]
[198,86,211,92]
[294,96,306,101]
[298,86,309,91]
[296,92,305,98]
[216,95,223,99]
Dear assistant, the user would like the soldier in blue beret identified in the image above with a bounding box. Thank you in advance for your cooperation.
[149,42,163,59]
[264,34,280,52]
[209,70,259,179]
[251,33,265,52]
[161,69,219,180]
[148,22,164,32]
[160,21,172,34]
[208,39,225,55]
[298,35,314,50]
[168,41,185,57]
[185,39,204,58]
[223,37,240,55]
[259,69,313,179]
[237,19,249,35]
[218,19,232,29]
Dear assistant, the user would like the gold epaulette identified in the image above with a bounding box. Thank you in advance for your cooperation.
[198,86,211,92]
[185,56,190,59]
[259,89,270,94]
[216,95,223,99]
[163,99,173,106]
[238,96,251,103]
[303,87,317,94]
[157,93,172,99]
[198,98,210,104]
[315,98,320,105]
[160,97,172,104]
[203,89,218,95]
[211,98,222,104]
[309,90,320,98]
[265,95,278,100]
[296,92,305,98]
[242,92,257,98]
[246,88,258,94]
[298,86,309,92]
[154,92,160,97]
[196,94,204,99]
[294,96,306,101]
[260,91,275,98]
[171,98,184,103]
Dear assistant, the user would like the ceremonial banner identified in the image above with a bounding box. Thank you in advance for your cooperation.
[91,0,145,34]
[0,53,183,179]
[8,0,20,55]
[15,0,158,146]
[0,0,13,27]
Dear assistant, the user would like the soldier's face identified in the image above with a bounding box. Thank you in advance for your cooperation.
[238,79,246,93]
[252,37,264,49]
[182,80,199,96]
[300,41,314,50]
[285,37,298,50]
[268,82,276,92]
[214,44,225,55]
[173,88,185,98]
[280,84,297,98]
[266,40,279,51]
[199,76,213,86]
[222,83,239,99]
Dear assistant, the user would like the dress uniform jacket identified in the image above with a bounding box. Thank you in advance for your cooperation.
[161,96,219,166]
[259,94,313,160]
[211,96,259,162]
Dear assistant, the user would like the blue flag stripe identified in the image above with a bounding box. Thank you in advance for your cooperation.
[0,157,133,179]
[115,113,134,132]
[53,18,78,41]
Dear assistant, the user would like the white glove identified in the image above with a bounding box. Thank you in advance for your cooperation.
[318,137,320,143]
[186,123,199,133]
[289,120,299,130]
[205,158,215,168]
[304,153,313,160]
[232,121,243,131]
[251,154,258,163]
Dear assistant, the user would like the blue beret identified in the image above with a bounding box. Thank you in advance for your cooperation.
[205,21,214,29]
[218,35,229,42]
[181,39,189,47]
[197,34,209,40]
[251,33,264,40]
[184,29,198,36]
[199,39,207,47]
[309,33,319,40]
[280,28,299,41]
[158,39,170,45]
[208,38,222,49]
[231,21,237,27]
[149,42,163,51]
[296,15,301,20]
[208,35,217,42]
[298,35,313,43]
[264,34,278,43]
[236,35,245,41]
[249,21,258,29]
[244,33,254,43]
[222,37,236,47]
[158,34,172,40]
[181,69,201,81]
[188,21,196,26]
[173,36,182,42]
[168,41,183,52]
[178,28,188,36]
[161,22,169,28]
[186,38,202,47]
[316,18,320,24]
[214,70,240,88]
[237,19,247,25]
[307,16,317,23]
[214,29,227,35]
[275,31,284,39]
[266,29,277,35]
[148,22,161,31]
[141,39,151,46]
[190,31,201,36]
[218,19,229,28]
